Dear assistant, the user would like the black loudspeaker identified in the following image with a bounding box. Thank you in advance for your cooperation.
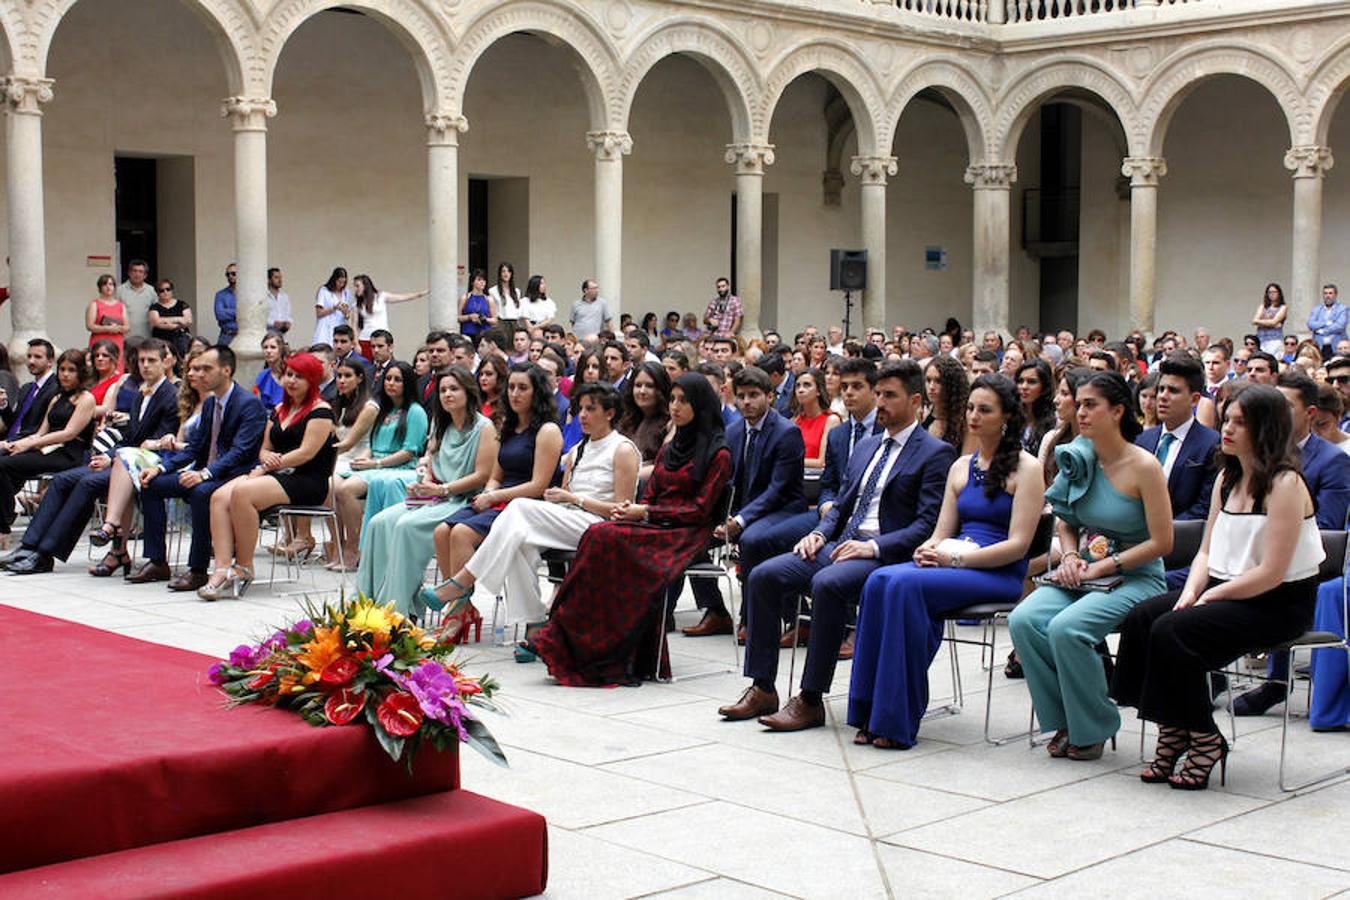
[830,249,867,291]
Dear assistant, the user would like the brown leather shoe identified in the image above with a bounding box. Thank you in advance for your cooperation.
[779,625,810,648]
[125,560,172,584]
[718,685,779,721]
[683,610,733,637]
[838,633,855,660]
[168,569,210,592]
[759,695,826,731]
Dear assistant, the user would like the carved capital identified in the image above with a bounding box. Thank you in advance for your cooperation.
[586,130,632,161]
[221,96,277,132]
[963,163,1017,189]
[724,142,775,176]
[2,76,55,115]
[1121,156,1167,187]
[1285,145,1334,179]
[426,113,469,147]
[850,155,898,186]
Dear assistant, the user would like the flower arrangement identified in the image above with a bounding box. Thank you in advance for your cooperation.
[208,596,506,769]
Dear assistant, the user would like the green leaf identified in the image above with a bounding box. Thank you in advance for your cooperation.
[462,718,509,768]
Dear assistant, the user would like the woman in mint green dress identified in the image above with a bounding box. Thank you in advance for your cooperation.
[1008,371,1173,760]
[359,367,499,616]
[332,361,428,568]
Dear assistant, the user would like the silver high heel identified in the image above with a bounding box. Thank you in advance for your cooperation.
[197,565,255,601]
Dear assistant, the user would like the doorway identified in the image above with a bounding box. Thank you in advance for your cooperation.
[115,155,197,313]
[467,177,530,289]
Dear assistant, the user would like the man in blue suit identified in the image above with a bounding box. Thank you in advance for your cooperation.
[683,365,807,636]
[1,339,181,574]
[718,360,955,730]
[1134,353,1220,589]
[127,345,267,591]
[758,353,795,417]
[1234,368,1350,716]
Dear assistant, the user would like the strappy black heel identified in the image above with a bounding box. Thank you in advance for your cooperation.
[1141,726,1189,783]
[1170,731,1228,791]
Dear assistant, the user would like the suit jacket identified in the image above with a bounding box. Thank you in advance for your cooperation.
[772,373,795,417]
[818,416,884,508]
[817,425,955,564]
[370,359,397,399]
[118,379,181,449]
[337,351,373,379]
[1302,432,1350,529]
[2,375,60,440]
[727,409,806,525]
[1135,422,1220,521]
[161,383,266,481]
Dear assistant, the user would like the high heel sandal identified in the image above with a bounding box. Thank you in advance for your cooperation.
[438,600,483,645]
[276,538,315,561]
[197,565,255,601]
[1169,731,1228,791]
[88,523,121,548]
[89,541,131,578]
[419,576,473,614]
[1141,726,1189,784]
[1046,729,1071,758]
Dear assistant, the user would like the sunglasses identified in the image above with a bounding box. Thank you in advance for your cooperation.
[157,287,172,294]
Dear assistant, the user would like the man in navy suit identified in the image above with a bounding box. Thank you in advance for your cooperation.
[718,360,955,730]
[0,339,58,441]
[1,339,182,574]
[1134,353,1220,589]
[127,345,267,591]
[1233,368,1350,716]
[758,353,795,417]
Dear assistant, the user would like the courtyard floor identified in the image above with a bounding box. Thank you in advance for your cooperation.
[6,534,1350,899]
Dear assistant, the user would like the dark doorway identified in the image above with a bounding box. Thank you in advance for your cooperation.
[467,178,489,280]
[115,157,158,280]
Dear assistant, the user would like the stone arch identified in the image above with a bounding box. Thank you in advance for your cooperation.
[1306,36,1350,146]
[993,58,1139,161]
[884,58,993,165]
[259,0,451,111]
[448,1,618,132]
[30,0,250,92]
[0,1,21,73]
[759,40,885,155]
[1139,42,1304,157]
[617,19,757,143]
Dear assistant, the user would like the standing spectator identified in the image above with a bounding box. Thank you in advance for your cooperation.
[521,275,556,328]
[116,259,156,338]
[266,267,292,335]
[86,274,129,360]
[148,279,193,358]
[1309,283,1349,359]
[1252,284,1287,356]
[570,279,612,339]
[489,262,522,331]
[353,273,427,357]
[312,267,351,346]
[213,264,238,345]
[704,277,743,338]
[457,269,495,340]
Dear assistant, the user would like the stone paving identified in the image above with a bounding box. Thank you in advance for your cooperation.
[7,534,1350,899]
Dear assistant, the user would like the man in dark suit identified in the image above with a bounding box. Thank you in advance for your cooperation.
[127,345,267,591]
[758,353,795,417]
[718,360,955,730]
[332,325,373,377]
[416,331,454,412]
[2,339,181,573]
[1134,353,1220,588]
[1233,369,1350,716]
[369,329,397,400]
[682,365,807,636]
[0,339,58,441]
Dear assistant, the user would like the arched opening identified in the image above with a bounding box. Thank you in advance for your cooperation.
[1156,76,1292,342]
[38,0,235,350]
[1317,76,1350,315]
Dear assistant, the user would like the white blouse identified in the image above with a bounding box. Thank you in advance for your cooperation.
[1207,510,1326,582]
[489,285,521,321]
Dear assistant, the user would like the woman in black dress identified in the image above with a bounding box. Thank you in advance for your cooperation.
[199,352,336,600]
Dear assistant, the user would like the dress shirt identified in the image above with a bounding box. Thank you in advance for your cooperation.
[267,288,292,329]
[849,419,918,551]
[1157,416,1194,482]
[201,383,236,478]
[138,377,167,423]
[847,409,878,456]
[732,414,768,528]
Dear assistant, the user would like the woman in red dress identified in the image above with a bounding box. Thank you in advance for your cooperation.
[791,367,840,471]
[531,372,731,686]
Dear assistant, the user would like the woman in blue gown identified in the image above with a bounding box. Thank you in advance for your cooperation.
[849,375,1046,749]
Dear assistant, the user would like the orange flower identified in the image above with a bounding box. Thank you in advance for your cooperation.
[296,626,345,685]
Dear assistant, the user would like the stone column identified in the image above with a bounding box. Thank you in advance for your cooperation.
[1285,145,1334,334]
[3,76,54,355]
[725,142,775,337]
[587,130,631,314]
[222,96,275,356]
[851,155,898,334]
[965,163,1017,337]
[428,113,469,332]
[1121,156,1167,334]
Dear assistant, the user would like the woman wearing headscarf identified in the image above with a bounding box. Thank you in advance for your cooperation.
[198,352,336,600]
[529,373,732,685]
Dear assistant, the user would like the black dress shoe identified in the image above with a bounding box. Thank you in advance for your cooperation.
[0,546,36,568]
[1233,682,1286,717]
[7,553,53,575]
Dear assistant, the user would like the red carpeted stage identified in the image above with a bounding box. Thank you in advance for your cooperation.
[0,606,547,898]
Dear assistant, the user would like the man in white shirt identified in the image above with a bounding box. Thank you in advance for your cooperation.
[266,268,292,335]
[116,259,157,338]
[826,325,845,356]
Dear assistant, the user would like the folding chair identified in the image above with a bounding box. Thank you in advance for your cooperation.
[264,475,344,591]
[654,485,739,682]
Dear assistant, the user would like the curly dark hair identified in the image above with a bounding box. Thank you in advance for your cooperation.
[1015,358,1056,454]
[619,361,671,463]
[969,374,1026,499]
[925,355,969,451]
[501,363,557,436]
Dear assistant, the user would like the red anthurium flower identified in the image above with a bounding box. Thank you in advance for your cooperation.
[376,691,424,737]
[324,688,365,726]
[247,668,276,691]
[320,656,361,686]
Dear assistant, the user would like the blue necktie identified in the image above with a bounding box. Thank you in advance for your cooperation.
[7,382,36,440]
[850,421,866,457]
[738,427,758,499]
[1156,432,1176,466]
[842,437,894,542]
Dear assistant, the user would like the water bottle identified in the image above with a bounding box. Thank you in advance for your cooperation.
[493,619,507,647]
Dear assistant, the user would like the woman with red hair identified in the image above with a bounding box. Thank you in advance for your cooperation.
[199,352,337,600]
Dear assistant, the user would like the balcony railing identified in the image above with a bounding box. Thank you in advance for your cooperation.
[896,0,989,22]
[891,0,1200,24]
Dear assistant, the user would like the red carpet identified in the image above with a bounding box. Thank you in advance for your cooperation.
[0,606,547,898]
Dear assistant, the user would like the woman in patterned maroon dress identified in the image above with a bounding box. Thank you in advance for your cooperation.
[531,373,731,685]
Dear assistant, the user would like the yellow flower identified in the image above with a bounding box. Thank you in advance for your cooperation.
[344,600,402,639]
[295,626,344,685]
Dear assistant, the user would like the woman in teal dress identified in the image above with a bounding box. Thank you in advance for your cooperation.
[1008,371,1173,760]
[332,361,428,568]
[358,367,499,617]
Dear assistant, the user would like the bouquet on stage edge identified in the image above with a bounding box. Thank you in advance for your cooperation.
[207,596,507,769]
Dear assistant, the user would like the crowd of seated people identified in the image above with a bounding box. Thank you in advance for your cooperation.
[4,269,1350,790]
